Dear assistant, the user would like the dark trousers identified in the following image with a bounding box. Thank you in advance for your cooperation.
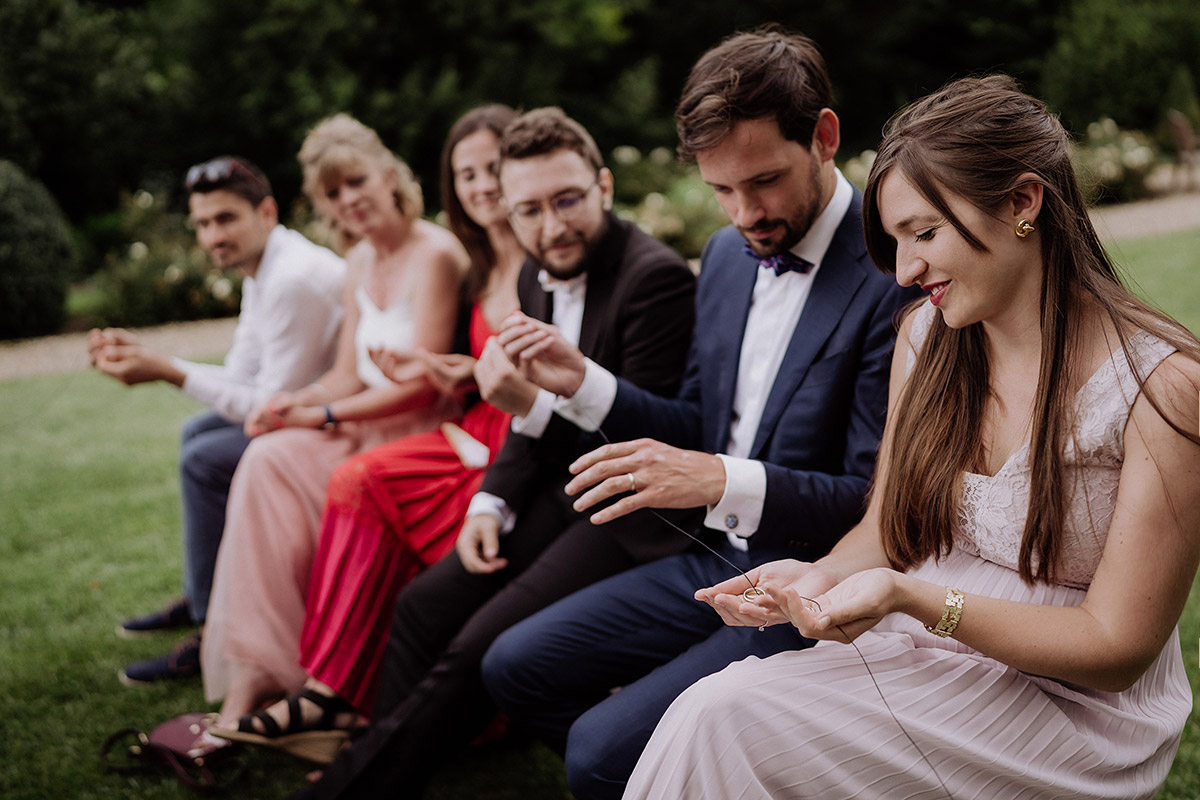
[294,485,639,799]
[178,410,251,623]
[482,544,810,800]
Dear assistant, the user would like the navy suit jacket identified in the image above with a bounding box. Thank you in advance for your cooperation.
[600,189,917,559]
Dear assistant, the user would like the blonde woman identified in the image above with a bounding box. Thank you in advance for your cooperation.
[200,114,465,736]
[212,105,526,763]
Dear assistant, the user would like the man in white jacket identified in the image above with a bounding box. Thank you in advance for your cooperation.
[89,156,345,685]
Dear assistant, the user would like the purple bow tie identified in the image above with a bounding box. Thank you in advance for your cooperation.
[742,245,813,276]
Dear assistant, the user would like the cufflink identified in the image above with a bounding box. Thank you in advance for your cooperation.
[725,514,739,530]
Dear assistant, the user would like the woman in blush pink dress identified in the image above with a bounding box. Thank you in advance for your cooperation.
[200,114,465,740]
[626,77,1200,800]
[209,106,527,764]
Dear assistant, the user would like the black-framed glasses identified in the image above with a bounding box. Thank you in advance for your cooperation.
[507,182,599,230]
[185,158,266,192]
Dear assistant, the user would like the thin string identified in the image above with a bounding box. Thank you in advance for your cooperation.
[588,422,951,800]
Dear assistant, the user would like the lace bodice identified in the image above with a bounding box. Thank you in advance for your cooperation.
[906,303,1176,588]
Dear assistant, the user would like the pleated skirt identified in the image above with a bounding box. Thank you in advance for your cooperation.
[625,549,1191,800]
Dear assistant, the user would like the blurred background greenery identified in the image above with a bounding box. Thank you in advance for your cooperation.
[3,0,1200,337]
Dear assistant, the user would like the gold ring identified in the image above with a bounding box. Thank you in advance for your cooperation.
[742,586,766,602]
[627,473,637,493]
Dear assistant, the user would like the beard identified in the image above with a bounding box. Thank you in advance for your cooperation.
[533,216,608,280]
[738,157,823,257]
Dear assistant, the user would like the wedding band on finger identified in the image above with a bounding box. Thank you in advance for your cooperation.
[627,472,637,493]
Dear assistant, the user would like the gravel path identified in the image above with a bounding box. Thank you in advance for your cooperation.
[1088,191,1200,242]
[0,317,237,381]
[3,191,1199,381]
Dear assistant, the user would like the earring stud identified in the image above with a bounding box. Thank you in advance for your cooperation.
[1015,219,1035,238]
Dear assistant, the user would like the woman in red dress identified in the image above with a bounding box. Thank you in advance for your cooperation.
[212,105,524,762]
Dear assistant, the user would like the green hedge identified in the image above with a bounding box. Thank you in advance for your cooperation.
[0,160,77,339]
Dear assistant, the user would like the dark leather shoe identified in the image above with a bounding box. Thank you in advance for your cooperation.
[117,598,195,638]
[119,631,202,686]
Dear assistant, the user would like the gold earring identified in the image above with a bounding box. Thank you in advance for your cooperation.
[1015,219,1035,238]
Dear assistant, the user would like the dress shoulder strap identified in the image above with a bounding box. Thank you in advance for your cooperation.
[904,302,937,376]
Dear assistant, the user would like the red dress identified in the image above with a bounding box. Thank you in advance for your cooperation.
[298,305,509,710]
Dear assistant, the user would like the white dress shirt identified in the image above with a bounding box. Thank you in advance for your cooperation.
[172,225,345,422]
[558,170,854,549]
[509,269,589,438]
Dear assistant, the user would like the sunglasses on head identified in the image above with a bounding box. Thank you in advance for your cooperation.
[185,158,266,192]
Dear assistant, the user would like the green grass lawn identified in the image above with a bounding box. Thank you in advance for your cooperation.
[4,226,1200,799]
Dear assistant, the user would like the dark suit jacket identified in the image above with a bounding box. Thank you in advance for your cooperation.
[477,212,697,561]
[600,189,918,560]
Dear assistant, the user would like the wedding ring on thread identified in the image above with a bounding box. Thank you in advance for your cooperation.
[742,586,768,631]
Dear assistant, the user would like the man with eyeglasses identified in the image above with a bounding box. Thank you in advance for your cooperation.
[292,107,697,800]
[90,156,345,686]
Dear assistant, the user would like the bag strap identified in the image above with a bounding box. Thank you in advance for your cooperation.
[99,728,150,775]
[100,726,243,794]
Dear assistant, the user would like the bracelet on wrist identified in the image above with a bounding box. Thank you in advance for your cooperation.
[924,586,965,638]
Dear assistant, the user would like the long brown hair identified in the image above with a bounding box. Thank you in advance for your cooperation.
[439,104,518,300]
[863,75,1200,583]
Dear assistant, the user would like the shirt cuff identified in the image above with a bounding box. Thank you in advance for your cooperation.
[171,357,254,422]
[704,454,766,540]
[510,389,555,439]
[553,358,617,432]
[466,491,517,535]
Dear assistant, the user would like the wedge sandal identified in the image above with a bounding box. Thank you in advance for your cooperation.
[209,688,359,765]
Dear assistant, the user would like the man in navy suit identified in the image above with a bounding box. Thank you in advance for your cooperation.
[482,29,918,800]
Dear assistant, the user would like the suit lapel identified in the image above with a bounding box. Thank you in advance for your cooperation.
[712,253,759,452]
[517,259,553,323]
[749,208,867,457]
[577,215,626,358]
[577,263,612,358]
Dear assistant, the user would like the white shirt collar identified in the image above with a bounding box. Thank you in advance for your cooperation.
[789,169,852,271]
[250,225,288,285]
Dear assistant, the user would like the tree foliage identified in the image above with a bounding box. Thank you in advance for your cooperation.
[0,0,164,222]
[3,0,1192,278]
[1042,0,1200,134]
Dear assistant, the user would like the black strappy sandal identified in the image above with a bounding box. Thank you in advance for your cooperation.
[208,689,360,764]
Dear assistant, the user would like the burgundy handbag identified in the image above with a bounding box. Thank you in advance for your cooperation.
[100,712,242,793]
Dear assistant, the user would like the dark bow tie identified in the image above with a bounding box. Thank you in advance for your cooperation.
[742,245,813,276]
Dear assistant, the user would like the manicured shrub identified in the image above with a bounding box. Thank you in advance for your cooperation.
[0,160,77,339]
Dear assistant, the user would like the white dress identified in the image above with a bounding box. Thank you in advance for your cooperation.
[624,303,1189,800]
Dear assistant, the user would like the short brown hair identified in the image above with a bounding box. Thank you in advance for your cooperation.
[499,107,604,172]
[675,27,833,161]
[184,156,273,207]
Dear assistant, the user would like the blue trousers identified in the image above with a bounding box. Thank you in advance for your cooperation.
[178,411,251,623]
[481,544,811,800]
